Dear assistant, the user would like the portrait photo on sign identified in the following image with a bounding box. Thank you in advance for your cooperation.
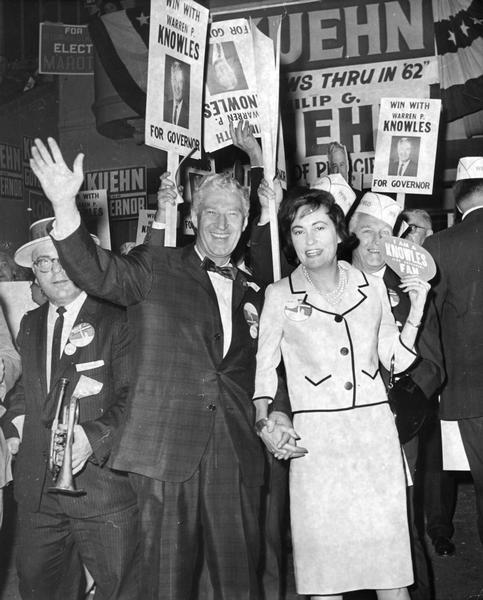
[387,136,421,177]
[163,55,191,129]
[207,42,248,95]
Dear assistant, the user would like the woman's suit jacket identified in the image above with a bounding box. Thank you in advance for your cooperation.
[254,262,417,411]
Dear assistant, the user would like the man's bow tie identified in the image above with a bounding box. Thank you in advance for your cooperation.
[202,257,237,280]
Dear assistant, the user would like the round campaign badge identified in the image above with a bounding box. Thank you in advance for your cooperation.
[381,236,436,281]
[284,299,312,322]
[244,303,259,339]
[69,322,95,348]
[388,289,400,307]
[64,342,76,356]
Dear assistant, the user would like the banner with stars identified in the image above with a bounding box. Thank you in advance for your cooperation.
[434,0,483,121]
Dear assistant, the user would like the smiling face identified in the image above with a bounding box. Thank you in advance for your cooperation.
[350,213,392,274]
[192,190,247,266]
[290,205,340,271]
[32,239,82,306]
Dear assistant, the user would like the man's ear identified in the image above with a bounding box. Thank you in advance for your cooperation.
[191,211,198,229]
[242,216,248,232]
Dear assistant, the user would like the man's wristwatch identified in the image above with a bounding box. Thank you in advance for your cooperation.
[254,418,269,434]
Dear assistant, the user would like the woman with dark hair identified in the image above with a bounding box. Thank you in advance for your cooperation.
[253,188,430,600]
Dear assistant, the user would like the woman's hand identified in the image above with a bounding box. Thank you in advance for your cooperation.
[399,275,430,320]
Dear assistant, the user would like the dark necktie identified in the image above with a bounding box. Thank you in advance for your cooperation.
[202,257,237,281]
[50,306,66,388]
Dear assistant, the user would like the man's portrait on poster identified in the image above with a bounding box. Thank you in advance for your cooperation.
[207,42,248,96]
[163,56,190,129]
[388,136,420,177]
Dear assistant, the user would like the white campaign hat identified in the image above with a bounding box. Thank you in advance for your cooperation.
[15,217,100,268]
[311,173,356,215]
[353,192,402,229]
[456,157,483,181]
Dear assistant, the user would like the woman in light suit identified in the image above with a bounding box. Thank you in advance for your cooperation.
[253,189,429,600]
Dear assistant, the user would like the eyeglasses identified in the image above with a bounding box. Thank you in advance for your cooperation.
[401,223,426,238]
[32,257,63,272]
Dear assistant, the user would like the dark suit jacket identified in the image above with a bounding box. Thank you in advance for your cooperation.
[165,99,189,129]
[54,225,275,486]
[0,296,135,517]
[388,159,418,177]
[424,207,483,420]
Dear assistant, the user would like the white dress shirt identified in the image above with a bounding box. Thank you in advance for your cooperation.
[46,291,87,390]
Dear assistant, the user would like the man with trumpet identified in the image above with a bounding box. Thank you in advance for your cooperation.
[0,218,139,600]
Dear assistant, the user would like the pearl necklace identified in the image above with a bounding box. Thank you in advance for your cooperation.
[302,264,347,306]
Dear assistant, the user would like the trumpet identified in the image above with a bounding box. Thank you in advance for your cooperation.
[48,379,85,496]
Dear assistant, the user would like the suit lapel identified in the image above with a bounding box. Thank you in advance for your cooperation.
[35,303,49,400]
[182,245,219,304]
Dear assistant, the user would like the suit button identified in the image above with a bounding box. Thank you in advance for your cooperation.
[340,347,349,355]
[334,315,343,323]
[344,381,353,390]
[214,333,221,341]
[207,404,217,411]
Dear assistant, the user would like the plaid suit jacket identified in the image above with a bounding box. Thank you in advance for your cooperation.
[54,225,267,486]
[0,296,136,516]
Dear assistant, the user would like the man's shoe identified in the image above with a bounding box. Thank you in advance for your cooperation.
[433,536,456,556]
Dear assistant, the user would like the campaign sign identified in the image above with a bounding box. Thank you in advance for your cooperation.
[372,97,441,195]
[145,0,209,159]
[381,236,436,281]
[39,23,93,75]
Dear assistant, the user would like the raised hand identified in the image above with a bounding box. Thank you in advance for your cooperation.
[30,137,84,208]
[229,120,263,166]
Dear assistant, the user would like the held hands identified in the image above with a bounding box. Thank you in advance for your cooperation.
[30,138,84,208]
[258,411,308,461]
[229,120,263,166]
[399,275,430,318]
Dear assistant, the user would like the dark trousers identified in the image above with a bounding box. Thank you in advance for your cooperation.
[403,435,433,600]
[130,410,262,600]
[260,453,289,600]
[16,490,140,600]
[419,412,457,540]
[458,416,483,545]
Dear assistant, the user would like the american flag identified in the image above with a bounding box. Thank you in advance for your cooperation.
[434,0,483,122]
[88,4,150,117]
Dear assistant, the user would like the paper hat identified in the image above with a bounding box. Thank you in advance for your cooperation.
[353,192,402,229]
[15,217,100,268]
[456,157,483,181]
[311,173,356,215]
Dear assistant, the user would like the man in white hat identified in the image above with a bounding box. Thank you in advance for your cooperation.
[424,156,483,547]
[0,219,139,599]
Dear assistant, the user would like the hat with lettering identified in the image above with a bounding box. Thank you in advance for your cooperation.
[15,217,100,268]
[353,191,402,229]
[456,157,483,181]
[311,173,356,215]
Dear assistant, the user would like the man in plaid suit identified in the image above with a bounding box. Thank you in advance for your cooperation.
[29,138,294,600]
